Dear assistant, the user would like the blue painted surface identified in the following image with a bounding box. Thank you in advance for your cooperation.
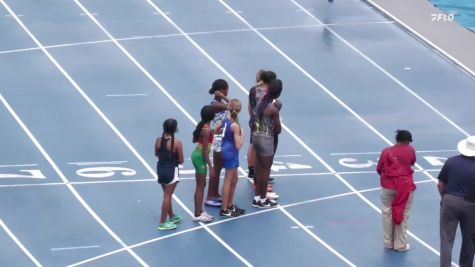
[0,186,125,266]
[0,0,473,266]
[3,0,106,46]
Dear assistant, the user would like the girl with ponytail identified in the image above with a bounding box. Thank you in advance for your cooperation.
[219,99,245,217]
[155,118,184,230]
[191,105,216,223]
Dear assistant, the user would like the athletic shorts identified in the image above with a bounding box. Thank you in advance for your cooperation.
[252,133,274,157]
[221,145,239,169]
[157,163,179,185]
[191,148,207,175]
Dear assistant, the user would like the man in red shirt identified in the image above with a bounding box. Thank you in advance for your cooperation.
[377,130,416,252]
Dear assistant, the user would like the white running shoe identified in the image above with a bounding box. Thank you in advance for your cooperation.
[267,192,279,200]
[201,211,214,220]
[193,212,213,223]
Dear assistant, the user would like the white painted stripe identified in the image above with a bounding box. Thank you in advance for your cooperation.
[143,1,353,266]
[0,22,393,56]
[51,245,100,251]
[365,0,475,79]
[0,219,42,267]
[0,3,149,265]
[291,0,471,137]
[272,154,302,158]
[219,0,445,258]
[0,163,38,168]
[291,225,314,229]
[67,161,127,165]
[330,149,458,155]
[106,94,148,97]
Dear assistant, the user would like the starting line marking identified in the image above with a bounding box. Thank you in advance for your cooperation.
[51,245,100,251]
[105,94,148,97]
[67,161,127,166]
[330,149,458,156]
[0,163,38,168]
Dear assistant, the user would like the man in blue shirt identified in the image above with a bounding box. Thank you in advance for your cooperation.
[438,136,475,267]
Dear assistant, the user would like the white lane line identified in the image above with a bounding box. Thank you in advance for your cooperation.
[291,0,471,137]
[80,13,98,16]
[0,163,38,168]
[0,219,42,267]
[218,0,445,259]
[0,172,440,189]
[67,161,127,165]
[0,22,394,56]
[70,177,436,266]
[69,2,252,266]
[365,0,475,79]
[142,1,354,266]
[225,10,242,14]
[0,3,149,265]
[291,225,314,229]
[51,245,100,251]
[105,94,148,97]
[329,149,458,155]
[272,154,302,158]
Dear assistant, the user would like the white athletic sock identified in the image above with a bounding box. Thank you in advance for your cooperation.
[259,198,267,203]
[254,196,260,202]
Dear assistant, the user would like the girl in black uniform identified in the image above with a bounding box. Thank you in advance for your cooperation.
[155,119,184,230]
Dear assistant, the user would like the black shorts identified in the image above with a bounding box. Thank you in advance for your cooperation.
[157,163,179,185]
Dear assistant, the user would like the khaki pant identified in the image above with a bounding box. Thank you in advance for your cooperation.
[381,188,414,250]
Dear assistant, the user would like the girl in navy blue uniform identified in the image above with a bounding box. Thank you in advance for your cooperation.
[220,99,245,217]
[155,119,184,230]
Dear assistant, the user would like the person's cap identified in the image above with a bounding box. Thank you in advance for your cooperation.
[457,136,475,157]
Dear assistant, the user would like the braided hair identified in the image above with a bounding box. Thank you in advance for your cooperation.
[193,105,216,143]
[161,118,178,153]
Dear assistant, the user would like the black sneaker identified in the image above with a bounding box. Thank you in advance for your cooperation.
[248,167,255,179]
[253,198,278,208]
[229,205,245,215]
[220,209,240,217]
[268,177,275,183]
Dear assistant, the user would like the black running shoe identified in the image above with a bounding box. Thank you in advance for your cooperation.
[253,198,278,208]
[220,209,241,217]
[229,205,245,215]
[268,177,275,183]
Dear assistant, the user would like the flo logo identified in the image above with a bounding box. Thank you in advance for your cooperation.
[431,13,455,22]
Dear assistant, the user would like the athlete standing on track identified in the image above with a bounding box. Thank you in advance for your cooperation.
[205,79,229,208]
[155,119,184,230]
[247,69,266,180]
[220,99,245,217]
[252,79,282,208]
[191,106,216,223]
